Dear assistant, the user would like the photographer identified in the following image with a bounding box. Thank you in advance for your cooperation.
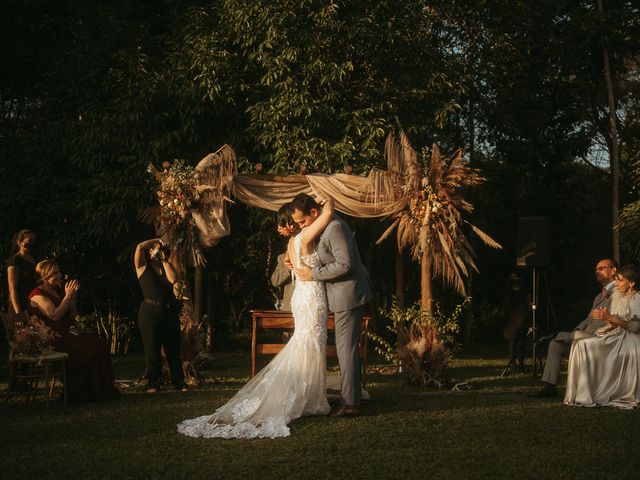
[134,238,187,393]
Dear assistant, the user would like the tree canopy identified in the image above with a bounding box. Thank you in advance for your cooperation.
[1,0,639,344]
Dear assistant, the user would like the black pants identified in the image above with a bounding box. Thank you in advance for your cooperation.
[138,302,185,389]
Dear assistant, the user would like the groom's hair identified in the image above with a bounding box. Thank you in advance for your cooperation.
[291,193,320,215]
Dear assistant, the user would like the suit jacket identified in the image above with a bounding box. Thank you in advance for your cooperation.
[311,215,373,312]
[575,281,616,333]
[271,253,293,311]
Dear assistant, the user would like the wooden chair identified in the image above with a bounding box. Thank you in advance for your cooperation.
[250,310,369,387]
[1,311,68,412]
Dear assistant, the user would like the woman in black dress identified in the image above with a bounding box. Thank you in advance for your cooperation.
[134,238,187,393]
[7,229,38,319]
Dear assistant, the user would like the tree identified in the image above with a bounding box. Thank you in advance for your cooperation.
[377,128,501,313]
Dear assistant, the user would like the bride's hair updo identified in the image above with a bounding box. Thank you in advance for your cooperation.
[35,259,59,285]
[276,203,298,237]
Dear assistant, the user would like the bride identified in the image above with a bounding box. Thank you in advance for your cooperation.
[177,197,335,438]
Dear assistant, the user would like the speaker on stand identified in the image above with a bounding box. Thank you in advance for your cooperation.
[516,217,551,376]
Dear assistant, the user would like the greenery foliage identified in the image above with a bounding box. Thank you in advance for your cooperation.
[371,298,467,387]
[1,0,639,344]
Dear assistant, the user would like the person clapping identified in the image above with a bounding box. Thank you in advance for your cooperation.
[28,260,119,404]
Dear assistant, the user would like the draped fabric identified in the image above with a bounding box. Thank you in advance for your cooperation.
[191,142,419,247]
[234,172,399,216]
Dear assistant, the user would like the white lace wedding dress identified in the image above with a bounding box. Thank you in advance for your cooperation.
[177,234,330,438]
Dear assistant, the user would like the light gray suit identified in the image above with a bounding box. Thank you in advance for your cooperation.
[271,253,293,311]
[312,215,373,405]
[541,281,615,385]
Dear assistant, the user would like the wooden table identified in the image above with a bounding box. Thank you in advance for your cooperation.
[250,310,370,386]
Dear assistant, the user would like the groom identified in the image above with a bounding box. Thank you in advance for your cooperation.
[290,193,373,417]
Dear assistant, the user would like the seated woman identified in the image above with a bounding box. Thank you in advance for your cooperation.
[564,263,640,409]
[28,260,119,404]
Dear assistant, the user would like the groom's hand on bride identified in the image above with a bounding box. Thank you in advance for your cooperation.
[294,265,313,281]
[284,252,293,270]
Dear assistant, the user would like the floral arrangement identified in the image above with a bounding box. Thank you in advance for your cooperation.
[151,160,202,230]
[277,224,294,237]
[406,185,449,226]
[13,318,55,356]
[145,159,206,269]
[369,299,467,388]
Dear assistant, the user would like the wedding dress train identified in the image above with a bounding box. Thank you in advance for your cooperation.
[177,234,330,438]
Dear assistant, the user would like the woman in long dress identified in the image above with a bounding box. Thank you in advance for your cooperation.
[564,263,640,409]
[28,260,120,404]
[177,197,335,439]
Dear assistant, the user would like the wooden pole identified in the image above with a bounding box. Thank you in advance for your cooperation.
[194,265,204,324]
[421,247,433,314]
[206,270,216,350]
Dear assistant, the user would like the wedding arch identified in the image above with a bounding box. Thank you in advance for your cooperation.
[147,128,499,309]
[145,128,500,383]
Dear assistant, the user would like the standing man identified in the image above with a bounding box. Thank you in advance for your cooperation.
[531,258,617,398]
[271,252,293,311]
[291,193,373,417]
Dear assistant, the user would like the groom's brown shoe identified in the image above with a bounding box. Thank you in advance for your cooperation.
[329,405,360,417]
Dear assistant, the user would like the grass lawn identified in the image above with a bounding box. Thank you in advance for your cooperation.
[1,345,639,480]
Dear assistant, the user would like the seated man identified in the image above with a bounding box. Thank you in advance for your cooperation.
[531,258,617,398]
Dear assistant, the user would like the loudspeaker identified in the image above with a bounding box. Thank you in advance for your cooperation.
[516,217,551,267]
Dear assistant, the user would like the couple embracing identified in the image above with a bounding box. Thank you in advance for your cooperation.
[178,193,373,439]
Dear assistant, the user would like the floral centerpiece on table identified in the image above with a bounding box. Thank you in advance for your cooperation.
[13,318,55,356]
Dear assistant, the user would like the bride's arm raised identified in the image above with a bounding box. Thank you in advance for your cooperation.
[287,236,297,271]
[300,198,335,251]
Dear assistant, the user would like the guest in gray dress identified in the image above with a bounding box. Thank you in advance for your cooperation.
[564,263,640,409]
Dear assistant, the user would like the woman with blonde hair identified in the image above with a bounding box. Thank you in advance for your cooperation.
[29,260,119,404]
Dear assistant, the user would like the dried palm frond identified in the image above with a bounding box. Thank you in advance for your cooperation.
[376,127,501,296]
[179,300,210,385]
[138,205,161,225]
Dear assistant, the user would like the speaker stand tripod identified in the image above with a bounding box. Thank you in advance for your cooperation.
[529,267,543,375]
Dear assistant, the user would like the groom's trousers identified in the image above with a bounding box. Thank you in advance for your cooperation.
[334,304,365,406]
